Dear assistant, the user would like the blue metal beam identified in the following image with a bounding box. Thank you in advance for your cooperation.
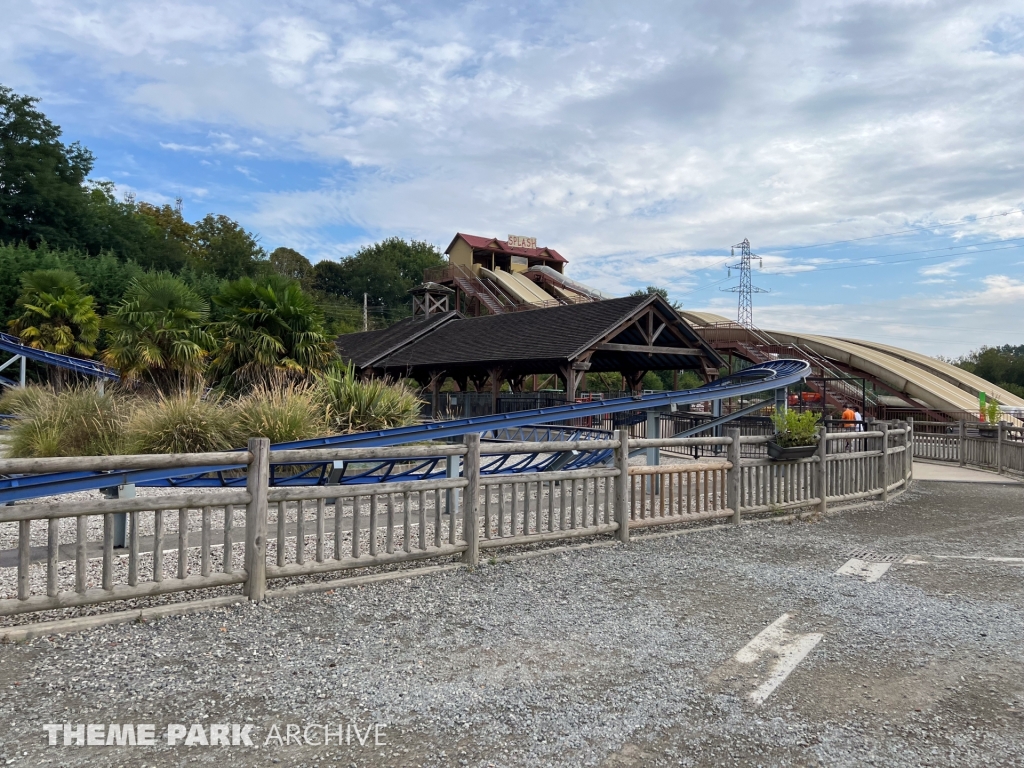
[0,360,808,502]
[0,332,119,381]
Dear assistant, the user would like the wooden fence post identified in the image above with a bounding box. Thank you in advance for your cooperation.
[726,428,742,525]
[816,424,828,515]
[904,418,914,486]
[614,428,630,543]
[958,419,966,467]
[245,437,269,602]
[462,432,480,566]
[996,422,1004,475]
[879,421,890,503]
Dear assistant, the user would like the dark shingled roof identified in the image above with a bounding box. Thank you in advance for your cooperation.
[335,310,460,369]
[354,295,724,378]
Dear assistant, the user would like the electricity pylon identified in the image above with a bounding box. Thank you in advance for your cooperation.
[723,238,769,327]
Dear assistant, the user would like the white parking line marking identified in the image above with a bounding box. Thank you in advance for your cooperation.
[734,613,822,705]
[933,555,1024,564]
[836,558,891,582]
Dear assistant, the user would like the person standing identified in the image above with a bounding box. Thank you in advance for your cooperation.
[841,405,856,451]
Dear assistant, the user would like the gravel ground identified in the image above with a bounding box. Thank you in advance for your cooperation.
[1,479,1023,767]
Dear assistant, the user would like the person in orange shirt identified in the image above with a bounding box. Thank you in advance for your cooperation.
[840,406,856,450]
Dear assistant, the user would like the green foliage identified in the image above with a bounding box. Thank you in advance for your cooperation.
[190,214,266,280]
[102,273,216,391]
[984,400,1001,424]
[315,363,422,433]
[0,243,147,330]
[133,202,193,272]
[4,386,128,457]
[233,384,324,443]
[771,409,820,448]
[0,384,53,417]
[0,85,94,251]
[629,285,682,309]
[955,345,1024,397]
[126,393,241,454]
[211,276,336,392]
[311,238,445,321]
[8,269,100,362]
[269,247,313,287]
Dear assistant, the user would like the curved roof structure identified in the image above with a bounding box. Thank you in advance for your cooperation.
[838,337,1024,408]
[764,330,983,415]
[679,311,1021,417]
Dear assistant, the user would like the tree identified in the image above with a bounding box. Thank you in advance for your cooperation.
[311,238,445,320]
[210,276,335,392]
[133,201,194,272]
[269,247,313,287]
[0,243,146,329]
[190,214,266,280]
[0,85,94,250]
[630,285,681,310]
[8,269,100,371]
[956,345,1024,398]
[102,273,216,392]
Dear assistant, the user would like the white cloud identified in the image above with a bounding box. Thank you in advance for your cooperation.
[4,0,1024,354]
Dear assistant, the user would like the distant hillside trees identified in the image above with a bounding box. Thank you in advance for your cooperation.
[955,346,1024,398]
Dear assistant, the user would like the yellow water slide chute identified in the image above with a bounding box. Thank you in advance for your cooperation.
[839,338,1024,409]
[765,331,985,415]
[481,268,552,305]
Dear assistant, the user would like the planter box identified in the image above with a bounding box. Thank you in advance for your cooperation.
[767,441,817,461]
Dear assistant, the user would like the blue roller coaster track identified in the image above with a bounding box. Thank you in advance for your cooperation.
[0,359,809,503]
[0,332,119,382]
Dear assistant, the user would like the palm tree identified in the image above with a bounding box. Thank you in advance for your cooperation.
[210,276,335,392]
[102,273,216,392]
[8,270,100,377]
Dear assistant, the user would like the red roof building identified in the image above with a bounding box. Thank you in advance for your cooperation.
[444,233,567,273]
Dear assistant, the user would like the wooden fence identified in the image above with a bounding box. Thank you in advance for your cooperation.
[913,420,1024,477]
[0,423,913,629]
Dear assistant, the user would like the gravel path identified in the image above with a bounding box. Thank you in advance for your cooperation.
[1,479,1023,766]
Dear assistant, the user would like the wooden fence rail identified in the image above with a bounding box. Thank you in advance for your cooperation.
[1,423,914,626]
[912,420,1024,477]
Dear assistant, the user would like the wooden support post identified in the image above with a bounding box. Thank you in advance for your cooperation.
[645,411,660,494]
[245,437,269,602]
[816,424,828,515]
[489,367,502,414]
[726,427,742,525]
[906,418,914,486]
[879,421,890,503]
[958,419,966,467]
[997,421,1005,475]
[614,428,630,543]
[462,433,480,566]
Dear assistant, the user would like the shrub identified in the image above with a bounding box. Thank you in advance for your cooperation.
[4,386,128,457]
[770,409,820,448]
[233,384,324,444]
[315,363,422,434]
[126,393,241,454]
[0,385,54,417]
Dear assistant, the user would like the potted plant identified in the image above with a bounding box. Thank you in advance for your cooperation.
[979,400,1001,438]
[767,410,820,460]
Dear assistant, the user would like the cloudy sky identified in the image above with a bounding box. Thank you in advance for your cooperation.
[2,0,1023,356]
